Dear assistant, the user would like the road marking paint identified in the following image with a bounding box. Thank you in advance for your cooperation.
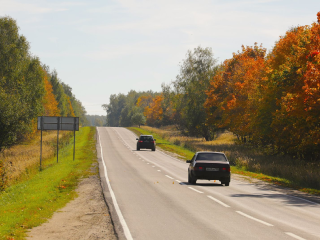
[175,180,181,183]
[188,187,203,194]
[157,170,161,172]
[236,211,273,226]
[147,163,150,164]
[152,166,155,167]
[98,128,133,240]
[285,232,306,240]
[207,196,230,208]
[165,175,174,179]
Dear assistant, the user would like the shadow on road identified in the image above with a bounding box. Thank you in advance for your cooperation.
[180,182,223,187]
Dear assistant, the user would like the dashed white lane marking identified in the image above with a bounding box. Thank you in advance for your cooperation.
[165,175,174,179]
[188,187,203,194]
[236,211,273,226]
[285,232,306,240]
[207,196,230,208]
[98,128,133,240]
[157,170,161,172]
[175,180,181,183]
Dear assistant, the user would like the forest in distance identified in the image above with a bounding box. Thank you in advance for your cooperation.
[0,16,88,152]
[104,12,320,161]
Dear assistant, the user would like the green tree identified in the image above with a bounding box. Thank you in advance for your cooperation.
[103,93,126,127]
[131,107,146,127]
[0,17,45,151]
[61,82,88,126]
[49,71,68,116]
[171,46,217,140]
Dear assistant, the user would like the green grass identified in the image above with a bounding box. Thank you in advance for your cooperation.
[0,127,97,240]
[128,127,194,160]
[128,126,320,196]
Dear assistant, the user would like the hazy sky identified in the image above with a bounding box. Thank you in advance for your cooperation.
[1,0,319,115]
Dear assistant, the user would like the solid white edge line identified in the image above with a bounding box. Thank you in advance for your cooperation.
[236,211,273,226]
[285,232,306,240]
[188,187,203,194]
[286,194,319,205]
[98,128,133,240]
[165,175,174,179]
[207,196,230,208]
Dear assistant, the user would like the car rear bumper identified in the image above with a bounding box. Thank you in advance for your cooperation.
[192,171,230,181]
[137,143,155,149]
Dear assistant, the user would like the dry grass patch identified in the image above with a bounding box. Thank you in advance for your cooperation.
[1,131,71,188]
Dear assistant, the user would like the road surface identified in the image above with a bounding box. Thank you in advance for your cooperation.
[97,127,320,240]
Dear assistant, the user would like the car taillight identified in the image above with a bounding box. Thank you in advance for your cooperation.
[194,166,203,171]
[222,167,230,172]
[139,140,143,143]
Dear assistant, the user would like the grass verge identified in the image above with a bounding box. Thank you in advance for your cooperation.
[128,126,320,196]
[0,127,97,240]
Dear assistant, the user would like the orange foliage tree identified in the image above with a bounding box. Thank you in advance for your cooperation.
[43,70,60,116]
[143,95,164,126]
[205,12,320,158]
[205,43,266,141]
[261,12,320,157]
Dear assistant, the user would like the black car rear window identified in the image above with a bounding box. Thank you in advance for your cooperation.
[196,153,227,162]
[140,136,153,141]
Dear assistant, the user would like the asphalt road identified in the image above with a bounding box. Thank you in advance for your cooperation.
[97,127,320,240]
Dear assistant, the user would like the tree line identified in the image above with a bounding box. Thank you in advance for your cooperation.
[104,12,320,160]
[0,17,88,152]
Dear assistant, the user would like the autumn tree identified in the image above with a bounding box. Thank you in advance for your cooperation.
[43,69,60,116]
[144,94,164,126]
[260,13,320,158]
[205,43,266,142]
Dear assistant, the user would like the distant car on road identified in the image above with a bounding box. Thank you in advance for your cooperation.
[186,152,230,186]
[136,135,156,151]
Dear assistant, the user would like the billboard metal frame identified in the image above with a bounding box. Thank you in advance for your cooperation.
[38,116,79,170]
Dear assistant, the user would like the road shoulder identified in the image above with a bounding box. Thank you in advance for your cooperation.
[26,171,117,240]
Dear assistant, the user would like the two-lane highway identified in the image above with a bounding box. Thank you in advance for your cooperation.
[97,127,320,240]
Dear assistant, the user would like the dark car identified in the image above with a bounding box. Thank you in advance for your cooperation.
[187,152,230,186]
[136,135,156,151]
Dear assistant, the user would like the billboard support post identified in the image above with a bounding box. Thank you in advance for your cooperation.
[57,117,60,163]
[40,116,43,171]
[37,116,79,170]
[73,117,76,161]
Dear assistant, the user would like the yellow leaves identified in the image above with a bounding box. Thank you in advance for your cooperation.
[144,94,164,125]
[296,68,303,75]
[43,71,60,116]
